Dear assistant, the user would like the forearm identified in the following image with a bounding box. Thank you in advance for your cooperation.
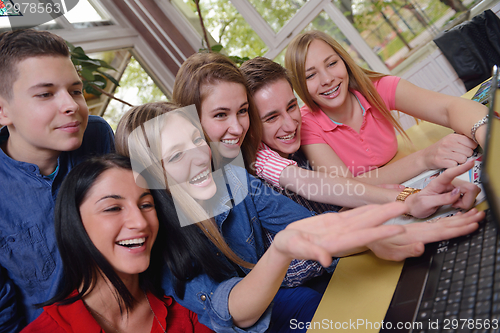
[228,244,291,328]
[353,150,428,185]
[280,165,399,207]
[395,80,488,147]
[444,98,488,147]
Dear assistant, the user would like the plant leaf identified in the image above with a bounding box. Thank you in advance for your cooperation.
[97,70,120,86]
[211,44,223,52]
[97,60,116,71]
[85,84,102,96]
[80,68,95,81]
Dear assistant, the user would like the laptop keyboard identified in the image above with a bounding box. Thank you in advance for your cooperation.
[415,210,500,332]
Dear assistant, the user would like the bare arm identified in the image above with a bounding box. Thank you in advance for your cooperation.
[280,161,480,218]
[279,164,400,206]
[301,142,436,185]
[228,203,408,328]
[228,199,484,328]
[301,79,487,184]
[395,79,489,148]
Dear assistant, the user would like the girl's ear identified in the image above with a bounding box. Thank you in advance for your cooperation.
[0,97,13,126]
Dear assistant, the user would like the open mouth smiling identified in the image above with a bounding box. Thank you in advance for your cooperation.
[116,237,146,249]
[278,131,296,141]
[221,138,240,145]
[320,84,340,96]
[189,169,210,185]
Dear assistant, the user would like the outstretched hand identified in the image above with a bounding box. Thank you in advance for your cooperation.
[422,133,476,170]
[273,202,409,267]
[406,160,480,218]
[367,208,483,261]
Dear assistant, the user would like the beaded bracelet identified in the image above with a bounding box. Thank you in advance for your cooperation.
[471,115,488,144]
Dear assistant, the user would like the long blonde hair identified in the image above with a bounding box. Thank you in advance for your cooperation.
[285,30,407,137]
[115,101,254,269]
[172,52,262,174]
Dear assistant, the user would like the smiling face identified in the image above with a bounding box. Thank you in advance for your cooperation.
[200,81,250,159]
[253,79,301,157]
[304,39,350,114]
[79,168,159,279]
[161,114,217,202]
[0,56,89,160]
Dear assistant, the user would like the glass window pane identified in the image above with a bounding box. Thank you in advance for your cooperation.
[176,0,268,59]
[303,10,370,69]
[331,0,478,70]
[246,0,307,33]
[64,0,112,29]
[100,56,168,130]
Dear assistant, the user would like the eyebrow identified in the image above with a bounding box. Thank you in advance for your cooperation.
[95,191,151,204]
[209,101,249,113]
[29,81,83,91]
[305,54,335,72]
[163,126,201,156]
[261,97,297,120]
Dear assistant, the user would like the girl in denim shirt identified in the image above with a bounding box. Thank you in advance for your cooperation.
[115,101,484,333]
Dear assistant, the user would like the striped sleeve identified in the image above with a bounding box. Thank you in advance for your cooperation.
[255,143,297,189]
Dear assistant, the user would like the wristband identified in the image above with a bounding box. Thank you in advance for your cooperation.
[396,187,422,202]
[396,187,421,217]
[470,115,488,144]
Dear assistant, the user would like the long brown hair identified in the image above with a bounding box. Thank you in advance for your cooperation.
[285,30,407,137]
[172,52,262,174]
[115,101,254,269]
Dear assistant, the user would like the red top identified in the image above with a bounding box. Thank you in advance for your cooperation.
[300,76,400,177]
[21,291,214,333]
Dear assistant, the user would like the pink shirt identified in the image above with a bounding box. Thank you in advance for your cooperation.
[300,76,400,177]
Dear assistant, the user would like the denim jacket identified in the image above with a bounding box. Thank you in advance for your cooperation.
[0,116,114,331]
[162,165,321,332]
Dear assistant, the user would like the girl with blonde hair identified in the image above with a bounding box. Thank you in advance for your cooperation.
[285,30,489,185]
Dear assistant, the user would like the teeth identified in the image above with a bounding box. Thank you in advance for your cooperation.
[221,139,239,145]
[321,85,339,96]
[190,169,210,183]
[117,237,146,246]
[278,132,296,141]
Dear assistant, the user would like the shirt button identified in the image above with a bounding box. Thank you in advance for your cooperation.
[200,295,207,301]
[29,165,36,172]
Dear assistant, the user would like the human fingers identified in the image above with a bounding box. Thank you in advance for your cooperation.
[323,224,406,258]
[338,202,409,226]
[452,133,478,150]
[442,133,477,151]
[441,151,470,165]
[276,225,405,265]
[273,230,333,267]
[411,209,483,243]
[452,184,481,210]
[431,160,474,187]
[409,188,462,218]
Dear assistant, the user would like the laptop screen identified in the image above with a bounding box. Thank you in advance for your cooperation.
[481,65,500,225]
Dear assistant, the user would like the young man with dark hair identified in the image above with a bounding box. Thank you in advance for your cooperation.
[0,29,114,331]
